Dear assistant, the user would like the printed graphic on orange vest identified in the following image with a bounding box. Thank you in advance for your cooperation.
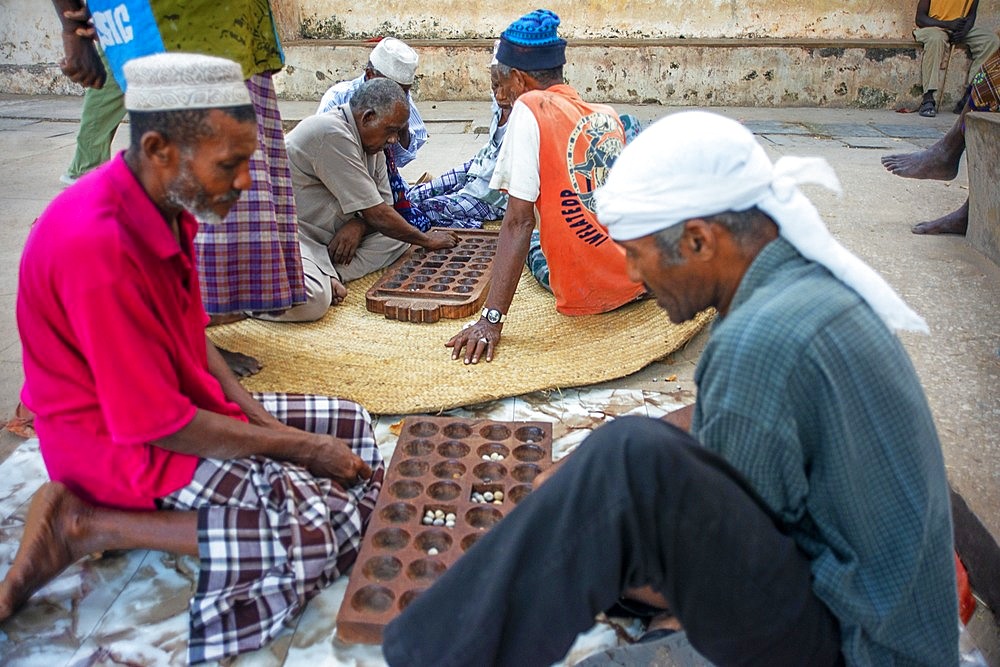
[565,113,625,214]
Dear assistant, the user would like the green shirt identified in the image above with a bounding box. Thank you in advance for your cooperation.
[152,0,283,79]
[692,238,958,665]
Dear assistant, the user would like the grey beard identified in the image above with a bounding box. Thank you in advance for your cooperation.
[164,188,225,226]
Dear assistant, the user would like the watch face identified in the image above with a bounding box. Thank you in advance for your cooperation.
[486,309,501,324]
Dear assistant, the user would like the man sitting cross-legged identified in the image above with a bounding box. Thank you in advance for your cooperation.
[383,111,958,666]
[257,77,458,322]
[0,53,384,665]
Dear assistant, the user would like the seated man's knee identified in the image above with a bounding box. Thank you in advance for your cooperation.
[579,416,693,468]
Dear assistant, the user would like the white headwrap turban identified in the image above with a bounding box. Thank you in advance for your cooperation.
[596,111,928,333]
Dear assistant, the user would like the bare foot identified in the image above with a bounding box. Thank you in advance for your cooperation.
[207,312,247,327]
[912,201,969,235]
[330,277,348,307]
[881,145,962,181]
[217,347,261,378]
[0,482,96,621]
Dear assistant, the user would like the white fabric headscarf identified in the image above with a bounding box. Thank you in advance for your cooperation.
[595,111,928,333]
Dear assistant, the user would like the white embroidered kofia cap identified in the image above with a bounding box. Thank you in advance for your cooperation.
[124,53,250,111]
[370,37,419,85]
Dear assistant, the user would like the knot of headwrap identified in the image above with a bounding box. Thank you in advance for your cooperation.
[595,111,928,333]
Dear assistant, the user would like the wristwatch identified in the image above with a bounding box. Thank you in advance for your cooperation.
[482,307,507,324]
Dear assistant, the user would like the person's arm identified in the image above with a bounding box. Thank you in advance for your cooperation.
[358,202,457,249]
[153,407,372,486]
[205,340,286,429]
[51,0,106,88]
[915,0,965,32]
[446,195,535,364]
[953,0,979,40]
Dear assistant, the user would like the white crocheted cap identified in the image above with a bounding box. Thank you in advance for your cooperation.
[370,38,419,85]
[124,53,250,111]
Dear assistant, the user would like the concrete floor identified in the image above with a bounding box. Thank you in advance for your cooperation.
[0,94,997,663]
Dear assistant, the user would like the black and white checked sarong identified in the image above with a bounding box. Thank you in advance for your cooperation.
[157,393,384,664]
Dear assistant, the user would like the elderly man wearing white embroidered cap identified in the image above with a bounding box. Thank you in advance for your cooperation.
[317,37,432,230]
[3,53,384,664]
[382,111,958,666]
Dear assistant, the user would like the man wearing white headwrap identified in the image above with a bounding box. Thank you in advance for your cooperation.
[4,53,384,665]
[382,111,958,666]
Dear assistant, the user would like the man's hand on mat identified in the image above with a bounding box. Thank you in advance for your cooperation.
[218,348,262,377]
[447,320,501,364]
[304,435,373,487]
[329,219,366,266]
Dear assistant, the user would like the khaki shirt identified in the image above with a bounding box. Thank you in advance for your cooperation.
[284,104,394,277]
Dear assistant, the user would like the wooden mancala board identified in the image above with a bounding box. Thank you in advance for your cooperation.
[335,415,553,644]
[365,229,499,323]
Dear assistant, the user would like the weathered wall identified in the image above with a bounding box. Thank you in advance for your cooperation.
[292,0,914,40]
[277,41,936,108]
[2,0,998,105]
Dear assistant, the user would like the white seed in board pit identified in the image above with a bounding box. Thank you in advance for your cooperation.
[493,500,502,505]
[494,491,504,500]
[433,518,445,526]
[482,455,490,460]
[422,516,433,525]
[483,492,494,502]
[428,548,439,556]
[445,520,455,528]
[445,513,456,522]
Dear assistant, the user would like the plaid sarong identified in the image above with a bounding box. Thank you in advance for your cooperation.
[157,393,384,664]
[194,73,306,315]
[527,230,552,292]
[407,162,506,229]
[969,48,1000,112]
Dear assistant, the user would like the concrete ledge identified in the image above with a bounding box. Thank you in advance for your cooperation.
[275,37,970,108]
[967,112,1000,265]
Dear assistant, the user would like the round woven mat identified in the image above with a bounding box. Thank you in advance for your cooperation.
[208,267,713,415]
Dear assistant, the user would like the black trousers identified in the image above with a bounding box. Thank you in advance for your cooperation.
[382,417,842,667]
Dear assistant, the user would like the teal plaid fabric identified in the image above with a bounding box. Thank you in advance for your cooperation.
[692,238,958,665]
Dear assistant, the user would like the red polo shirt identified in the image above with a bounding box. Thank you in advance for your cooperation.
[17,154,247,510]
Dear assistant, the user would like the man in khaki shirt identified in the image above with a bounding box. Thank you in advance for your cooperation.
[259,78,457,322]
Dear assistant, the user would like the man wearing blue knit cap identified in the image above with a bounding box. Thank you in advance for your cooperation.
[445,9,645,365]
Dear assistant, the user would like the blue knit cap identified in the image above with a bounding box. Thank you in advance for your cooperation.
[496,9,567,71]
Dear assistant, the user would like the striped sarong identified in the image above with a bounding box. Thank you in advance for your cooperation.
[194,73,306,315]
[157,393,384,664]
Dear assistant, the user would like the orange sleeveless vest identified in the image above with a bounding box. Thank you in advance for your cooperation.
[520,85,645,315]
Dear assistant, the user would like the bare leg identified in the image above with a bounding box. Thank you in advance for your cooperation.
[881,107,969,181]
[0,482,198,622]
[912,199,970,235]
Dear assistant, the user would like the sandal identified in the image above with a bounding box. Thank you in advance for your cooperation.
[919,99,937,117]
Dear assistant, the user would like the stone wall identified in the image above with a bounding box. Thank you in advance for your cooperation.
[2,0,998,106]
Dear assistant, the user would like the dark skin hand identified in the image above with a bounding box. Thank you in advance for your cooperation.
[51,0,106,88]
[154,342,374,487]
[446,195,534,364]
[329,218,368,265]
[915,0,978,41]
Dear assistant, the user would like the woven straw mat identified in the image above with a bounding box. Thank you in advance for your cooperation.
[208,267,713,415]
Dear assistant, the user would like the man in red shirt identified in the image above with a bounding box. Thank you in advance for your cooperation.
[0,53,383,664]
